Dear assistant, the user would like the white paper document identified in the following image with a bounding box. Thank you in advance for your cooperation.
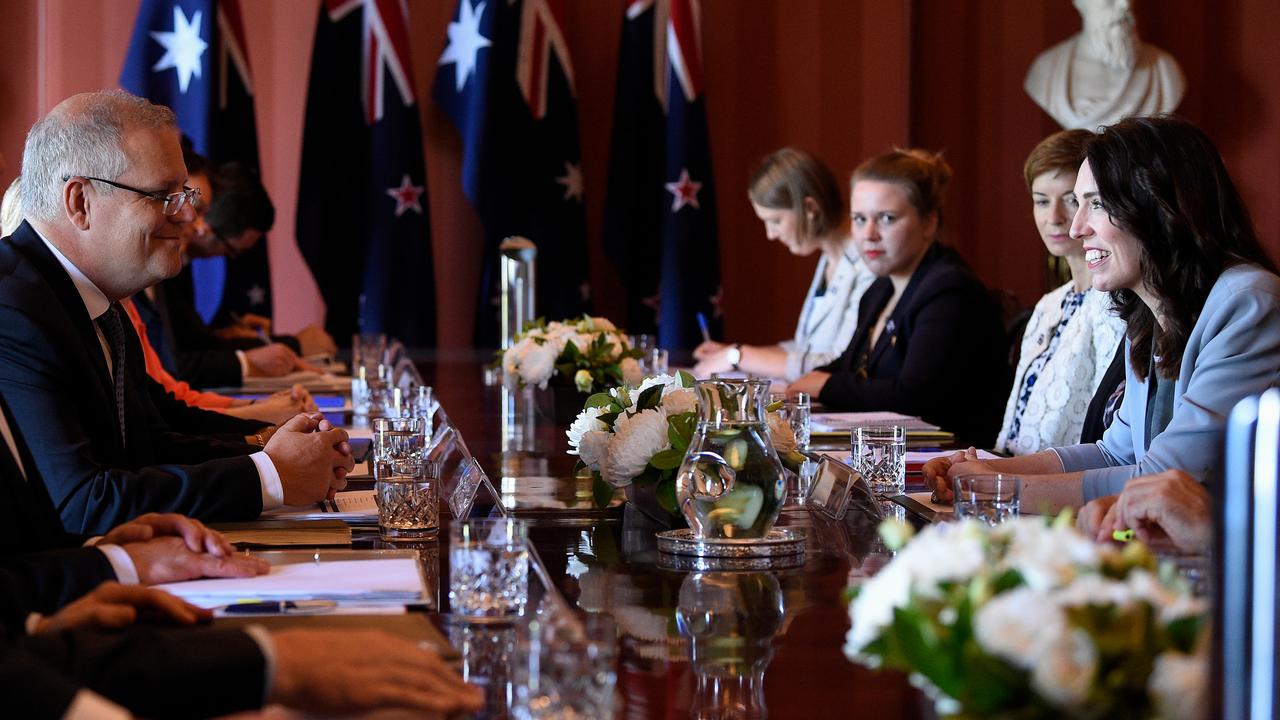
[156,558,425,606]
[811,411,941,433]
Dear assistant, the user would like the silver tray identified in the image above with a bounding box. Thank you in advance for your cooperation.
[655,528,806,558]
[656,552,806,572]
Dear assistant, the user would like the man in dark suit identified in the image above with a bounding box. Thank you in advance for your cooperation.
[1,90,354,534]
[0,387,482,718]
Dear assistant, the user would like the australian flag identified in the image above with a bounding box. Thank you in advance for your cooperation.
[602,0,720,349]
[120,0,274,327]
[296,0,437,347]
[432,0,588,347]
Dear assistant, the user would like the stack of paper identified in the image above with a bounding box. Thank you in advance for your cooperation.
[811,411,942,434]
[240,371,352,393]
[156,557,426,608]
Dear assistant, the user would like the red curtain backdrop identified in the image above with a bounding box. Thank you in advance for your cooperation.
[1,0,1276,349]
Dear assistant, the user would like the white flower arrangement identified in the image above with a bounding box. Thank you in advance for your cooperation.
[501,316,640,391]
[844,516,1208,718]
[567,372,803,513]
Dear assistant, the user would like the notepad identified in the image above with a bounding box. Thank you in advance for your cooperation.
[811,411,941,434]
[210,519,352,547]
[261,490,379,522]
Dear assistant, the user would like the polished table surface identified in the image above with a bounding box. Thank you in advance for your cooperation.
[426,353,926,719]
[247,353,928,719]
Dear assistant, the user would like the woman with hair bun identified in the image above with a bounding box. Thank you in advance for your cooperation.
[996,129,1127,456]
[789,149,1011,445]
[927,115,1280,510]
[693,148,874,380]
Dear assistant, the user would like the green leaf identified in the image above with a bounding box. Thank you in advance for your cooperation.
[668,421,689,451]
[650,448,685,470]
[592,476,615,509]
[657,479,678,513]
[585,392,614,409]
[888,605,961,699]
[676,369,695,387]
[636,383,664,410]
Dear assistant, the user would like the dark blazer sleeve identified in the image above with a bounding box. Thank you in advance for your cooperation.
[819,273,981,411]
[0,549,115,632]
[1,643,84,719]
[0,301,264,535]
[18,626,267,717]
[817,250,1011,445]
[145,374,268,437]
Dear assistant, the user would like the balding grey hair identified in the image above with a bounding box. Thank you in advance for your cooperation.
[20,90,177,222]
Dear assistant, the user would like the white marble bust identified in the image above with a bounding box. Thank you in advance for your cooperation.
[1025,0,1185,130]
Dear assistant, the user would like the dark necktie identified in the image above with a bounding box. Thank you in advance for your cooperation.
[96,303,128,446]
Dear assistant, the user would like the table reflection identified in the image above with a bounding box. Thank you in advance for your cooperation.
[677,572,785,720]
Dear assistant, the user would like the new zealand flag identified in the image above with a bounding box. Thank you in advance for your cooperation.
[296,0,437,347]
[432,0,588,347]
[602,0,720,349]
[120,0,274,327]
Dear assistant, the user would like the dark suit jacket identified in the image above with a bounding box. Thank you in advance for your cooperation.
[11,625,267,718]
[0,391,268,718]
[819,244,1012,446]
[160,267,300,389]
[0,222,266,534]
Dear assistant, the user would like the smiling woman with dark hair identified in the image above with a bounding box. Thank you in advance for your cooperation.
[926,115,1280,511]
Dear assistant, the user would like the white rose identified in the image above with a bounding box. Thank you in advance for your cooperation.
[845,560,912,658]
[518,341,558,388]
[602,408,670,488]
[1147,651,1207,720]
[566,406,607,454]
[587,316,616,331]
[891,520,988,594]
[620,357,644,386]
[577,431,612,472]
[1030,629,1097,710]
[974,587,1063,671]
[502,337,532,375]
[661,387,697,415]
[999,518,1101,592]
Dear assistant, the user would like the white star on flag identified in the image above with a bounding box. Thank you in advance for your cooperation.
[555,161,584,202]
[438,0,491,92]
[386,175,425,217]
[246,285,266,307]
[150,6,208,94]
[664,168,702,212]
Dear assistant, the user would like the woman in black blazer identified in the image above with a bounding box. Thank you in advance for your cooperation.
[788,149,1010,445]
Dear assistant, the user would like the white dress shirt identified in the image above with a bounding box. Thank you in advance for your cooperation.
[780,248,875,380]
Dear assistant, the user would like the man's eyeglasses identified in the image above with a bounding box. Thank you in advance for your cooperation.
[63,175,200,217]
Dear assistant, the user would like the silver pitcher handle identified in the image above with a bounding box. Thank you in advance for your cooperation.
[679,451,737,501]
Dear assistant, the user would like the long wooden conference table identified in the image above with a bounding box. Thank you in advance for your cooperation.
[227,352,927,719]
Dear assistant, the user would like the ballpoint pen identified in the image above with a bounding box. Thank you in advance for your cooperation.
[222,600,338,615]
[696,312,711,344]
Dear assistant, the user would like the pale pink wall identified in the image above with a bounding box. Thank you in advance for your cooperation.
[4,0,1279,350]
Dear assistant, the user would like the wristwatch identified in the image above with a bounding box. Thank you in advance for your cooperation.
[726,344,743,371]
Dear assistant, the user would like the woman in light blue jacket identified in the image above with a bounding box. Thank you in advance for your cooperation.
[926,115,1280,511]
[693,148,874,380]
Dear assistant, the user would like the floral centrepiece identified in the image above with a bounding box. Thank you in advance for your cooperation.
[566,372,805,521]
[844,516,1208,720]
[502,316,643,392]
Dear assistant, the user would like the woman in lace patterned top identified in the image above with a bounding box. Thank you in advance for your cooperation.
[693,148,874,381]
[996,130,1126,455]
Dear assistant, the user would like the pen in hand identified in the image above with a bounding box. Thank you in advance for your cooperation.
[697,312,712,344]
